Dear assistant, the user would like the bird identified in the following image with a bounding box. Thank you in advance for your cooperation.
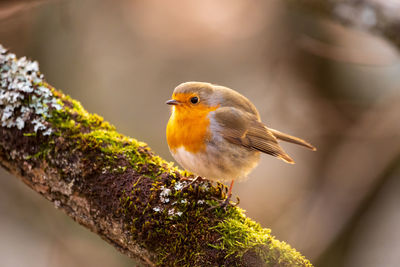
[166,82,316,205]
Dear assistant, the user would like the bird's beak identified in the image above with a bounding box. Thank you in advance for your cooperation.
[165,99,180,105]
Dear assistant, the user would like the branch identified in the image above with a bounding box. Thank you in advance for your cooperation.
[287,0,400,50]
[0,44,312,266]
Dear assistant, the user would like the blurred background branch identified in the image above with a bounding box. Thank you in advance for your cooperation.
[287,0,400,50]
[0,0,54,21]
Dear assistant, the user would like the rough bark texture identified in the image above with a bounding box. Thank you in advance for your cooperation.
[0,45,312,266]
[287,0,400,50]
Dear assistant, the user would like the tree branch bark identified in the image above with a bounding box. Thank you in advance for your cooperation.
[0,44,312,266]
[287,0,400,50]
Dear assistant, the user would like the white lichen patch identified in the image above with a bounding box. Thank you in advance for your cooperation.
[175,211,183,217]
[199,182,209,191]
[0,44,62,134]
[159,186,171,203]
[174,181,186,191]
[168,208,175,216]
[54,200,61,209]
[167,208,183,218]
[153,206,163,212]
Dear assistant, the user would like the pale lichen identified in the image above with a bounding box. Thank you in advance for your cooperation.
[174,181,185,191]
[0,44,61,134]
[159,186,171,203]
[153,206,163,213]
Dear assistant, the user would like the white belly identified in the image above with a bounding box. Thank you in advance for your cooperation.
[170,145,260,182]
[171,147,215,179]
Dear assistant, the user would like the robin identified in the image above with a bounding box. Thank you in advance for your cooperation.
[166,82,316,205]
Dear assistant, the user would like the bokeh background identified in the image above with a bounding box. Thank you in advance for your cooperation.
[1,1,400,266]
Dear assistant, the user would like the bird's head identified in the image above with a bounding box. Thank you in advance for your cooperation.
[166,82,217,114]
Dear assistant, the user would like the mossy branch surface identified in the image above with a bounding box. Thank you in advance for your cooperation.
[0,44,312,267]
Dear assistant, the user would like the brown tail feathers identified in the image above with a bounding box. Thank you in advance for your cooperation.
[269,128,316,151]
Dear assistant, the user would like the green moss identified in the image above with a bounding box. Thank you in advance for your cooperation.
[208,207,312,266]
[118,176,229,266]
[23,132,37,137]
[259,238,313,266]
[209,208,270,257]
[49,89,115,133]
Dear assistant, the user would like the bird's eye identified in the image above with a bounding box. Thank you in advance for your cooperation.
[190,96,199,104]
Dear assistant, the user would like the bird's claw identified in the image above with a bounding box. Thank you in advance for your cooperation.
[180,175,205,182]
[180,176,206,190]
[207,196,240,211]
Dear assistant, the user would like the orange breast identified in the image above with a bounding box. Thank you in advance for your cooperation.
[167,105,218,153]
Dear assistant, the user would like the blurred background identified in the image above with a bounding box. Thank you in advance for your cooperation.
[1,0,400,266]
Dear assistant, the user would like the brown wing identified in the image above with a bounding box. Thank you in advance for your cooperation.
[213,107,294,164]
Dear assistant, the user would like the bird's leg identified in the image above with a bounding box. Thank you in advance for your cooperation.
[208,180,240,210]
[222,180,239,206]
[226,180,234,201]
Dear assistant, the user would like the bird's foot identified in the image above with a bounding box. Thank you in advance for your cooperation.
[180,175,206,182]
[180,176,206,190]
[208,196,240,211]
